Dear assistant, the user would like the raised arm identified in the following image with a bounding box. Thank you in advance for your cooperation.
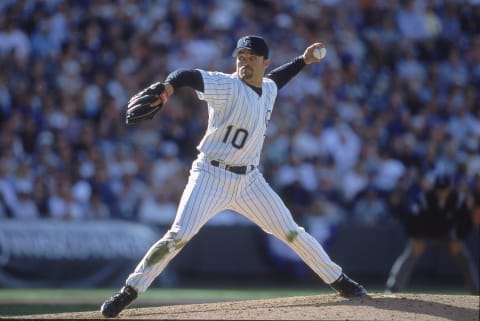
[266,42,326,90]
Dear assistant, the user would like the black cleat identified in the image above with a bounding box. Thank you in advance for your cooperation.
[330,273,369,298]
[101,285,138,318]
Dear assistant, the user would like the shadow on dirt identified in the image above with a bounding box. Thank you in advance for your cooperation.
[318,295,478,321]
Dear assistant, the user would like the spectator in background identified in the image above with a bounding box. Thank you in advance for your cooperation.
[320,118,361,173]
[0,18,31,62]
[138,182,177,225]
[12,180,39,220]
[48,175,86,220]
[304,197,346,247]
[32,178,50,218]
[340,160,369,206]
[89,166,117,217]
[89,193,111,220]
[280,177,313,222]
[396,0,429,41]
[385,173,479,295]
[374,149,406,194]
[351,185,389,225]
[151,141,183,188]
[114,169,146,221]
[0,156,15,218]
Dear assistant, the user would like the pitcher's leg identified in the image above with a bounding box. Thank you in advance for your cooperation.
[101,163,230,317]
[125,165,225,293]
[126,227,192,293]
[236,176,367,296]
[236,174,341,284]
[286,225,343,283]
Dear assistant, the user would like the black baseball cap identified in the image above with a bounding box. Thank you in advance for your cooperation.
[232,35,269,59]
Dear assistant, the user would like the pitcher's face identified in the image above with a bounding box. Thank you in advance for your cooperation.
[235,49,269,86]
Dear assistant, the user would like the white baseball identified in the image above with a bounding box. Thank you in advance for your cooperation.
[313,47,326,59]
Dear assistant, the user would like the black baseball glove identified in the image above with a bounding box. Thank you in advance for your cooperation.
[125,82,168,125]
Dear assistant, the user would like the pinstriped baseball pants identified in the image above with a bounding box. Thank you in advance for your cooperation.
[126,157,342,292]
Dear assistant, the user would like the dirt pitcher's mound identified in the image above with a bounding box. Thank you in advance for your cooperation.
[16,293,479,321]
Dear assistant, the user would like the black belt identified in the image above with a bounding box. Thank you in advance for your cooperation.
[210,160,254,175]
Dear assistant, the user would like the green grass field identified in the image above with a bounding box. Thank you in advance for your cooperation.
[0,286,471,317]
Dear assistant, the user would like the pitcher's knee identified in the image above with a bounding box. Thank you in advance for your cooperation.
[166,230,190,250]
[285,226,305,243]
[144,230,188,268]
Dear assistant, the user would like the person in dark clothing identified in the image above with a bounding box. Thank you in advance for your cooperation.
[385,174,479,294]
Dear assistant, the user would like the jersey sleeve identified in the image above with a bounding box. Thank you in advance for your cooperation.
[196,70,233,109]
[165,69,204,92]
[266,56,305,90]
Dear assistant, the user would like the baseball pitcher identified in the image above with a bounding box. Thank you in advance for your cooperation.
[101,35,368,318]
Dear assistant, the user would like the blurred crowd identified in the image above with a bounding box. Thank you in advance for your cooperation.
[0,0,479,231]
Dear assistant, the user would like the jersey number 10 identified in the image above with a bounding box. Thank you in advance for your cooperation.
[223,125,249,149]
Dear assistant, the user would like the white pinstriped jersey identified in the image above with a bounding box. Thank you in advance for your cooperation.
[195,70,277,166]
